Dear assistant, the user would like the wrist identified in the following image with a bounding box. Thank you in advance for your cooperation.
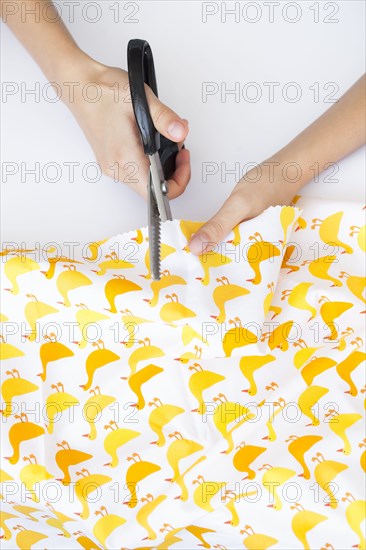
[240,153,308,209]
[47,48,104,93]
[263,147,314,195]
[56,53,109,110]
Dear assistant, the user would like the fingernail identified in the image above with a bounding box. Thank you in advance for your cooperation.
[189,234,207,255]
[168,121,185,140]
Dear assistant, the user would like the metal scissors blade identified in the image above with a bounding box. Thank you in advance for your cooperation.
[149,151,172,222]
[147,172,161,281]
[148,152,172,280]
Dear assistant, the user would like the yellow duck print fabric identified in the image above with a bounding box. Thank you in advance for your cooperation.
[1,196,365,549]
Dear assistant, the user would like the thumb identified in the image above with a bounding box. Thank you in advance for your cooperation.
[146,87,189,142]
[189,194,248,255]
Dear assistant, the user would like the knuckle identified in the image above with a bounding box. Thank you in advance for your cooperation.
[153,105,170,128]
[101,163,118,178]
[99,161,112,176]
[204,218,225,242]
[100,157,128,181]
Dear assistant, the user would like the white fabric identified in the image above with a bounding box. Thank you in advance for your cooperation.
[1,196,365,550]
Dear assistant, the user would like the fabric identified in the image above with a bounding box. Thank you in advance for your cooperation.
[0,195,365,550]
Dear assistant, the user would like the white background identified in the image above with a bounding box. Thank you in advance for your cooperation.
[1,0,365,246]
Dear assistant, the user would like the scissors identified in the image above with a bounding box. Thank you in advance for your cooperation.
[127,39,180,280]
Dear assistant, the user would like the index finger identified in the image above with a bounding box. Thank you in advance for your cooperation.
[166,148,191,200]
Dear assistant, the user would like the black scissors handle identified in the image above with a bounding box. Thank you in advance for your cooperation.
[127,39,179,180]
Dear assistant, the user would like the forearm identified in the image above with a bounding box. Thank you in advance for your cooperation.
[1,0,98,81]
[272,74,366,191]
[1,0,191,199]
